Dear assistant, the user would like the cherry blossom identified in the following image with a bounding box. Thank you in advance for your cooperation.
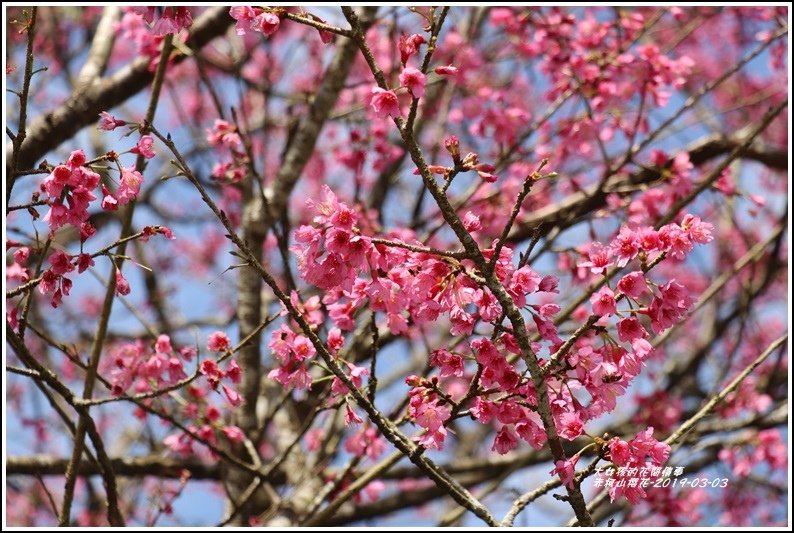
[207,331,231,352]
[399,67,427,98]
[369,87,402,118]
[97,111,126,131]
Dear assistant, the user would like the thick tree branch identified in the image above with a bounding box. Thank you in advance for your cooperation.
[75,7,120,88]
[227,13,372,525]
[4,6,231,180]
[7,455,223,481]
[508,136,787,244]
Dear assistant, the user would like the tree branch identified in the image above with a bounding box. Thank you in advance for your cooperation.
[4,6,232,179]
[508,135,787,244]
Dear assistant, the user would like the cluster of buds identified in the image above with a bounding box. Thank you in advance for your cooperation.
[429,136,499,182]
[461,152,498,182]
[405,374,438,389]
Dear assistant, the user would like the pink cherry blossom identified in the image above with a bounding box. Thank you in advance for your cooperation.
[226,360,242,384]
[222,425,245,443]
[412,397,451,432]
[511,265,541,295]
[199,360,222,382]
[430,349,464,377]
[130,135,156,159]
[6,263,29,283]
[327,327,344,353]
[206,119,242,150]
[617,316,648,342]
[67,149,86,169]
[611,226,640,267]
[115,270,131,296]
[150,7,192,36]
[681,214,714,244]
[590,286,617,316]
[609,438,631,466]
[117,166,144,205]
[222,384,243,407]
[629,427,670,465]
[462,211,482,231]
[8,7,784,525]
[417,426,447,450]
[48,250,74,275]
[578,242,612,275]
[550,455,579,489]
[492,426,519,455]
[515,411,547,450]
[101,185,118,211]
[229,6,257,35]
[471,397,498,424]
[399,67,427,98]
[434,65,459,77]
[98,111,126,131]
[398,33,426,64]
[253,12,280,36]
[617,271,646,299]
[155,334,172,354]
[344,404,363,425]
[369,87,401,118]
[207,331,231,352]
[557,411,584,440]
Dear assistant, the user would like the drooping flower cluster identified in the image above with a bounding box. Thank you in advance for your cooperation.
[533,221,710,428]
[152,333,246,457]
[579,214,713,277]
[578,215,713,338]
[286,184,716,466]
[108,334,193,396]
[292,186,556,339]
[266,324,316,391]
[229,7,280,37]
[40,150,100,233]
[162,384,247,457]
[407,377,453,449]
[200,331,244,407]
[19,122,174,308]
[605,428,671,503]
[485,8,695,158]
[206,119,248,184]
[367,32,430,118]
[40,135,158,235]
[115,8,188,68]
[5,5,787,526]
[130,7,193,36]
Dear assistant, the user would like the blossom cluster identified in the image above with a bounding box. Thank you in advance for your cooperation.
[108,334,193,397]
[130,7,193,36]
[7,121,173,309]
[278,178,716,501]
[206,119,247,183]
[156,331,247,457]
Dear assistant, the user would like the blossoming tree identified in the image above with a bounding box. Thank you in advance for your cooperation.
[4,5,789,527]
